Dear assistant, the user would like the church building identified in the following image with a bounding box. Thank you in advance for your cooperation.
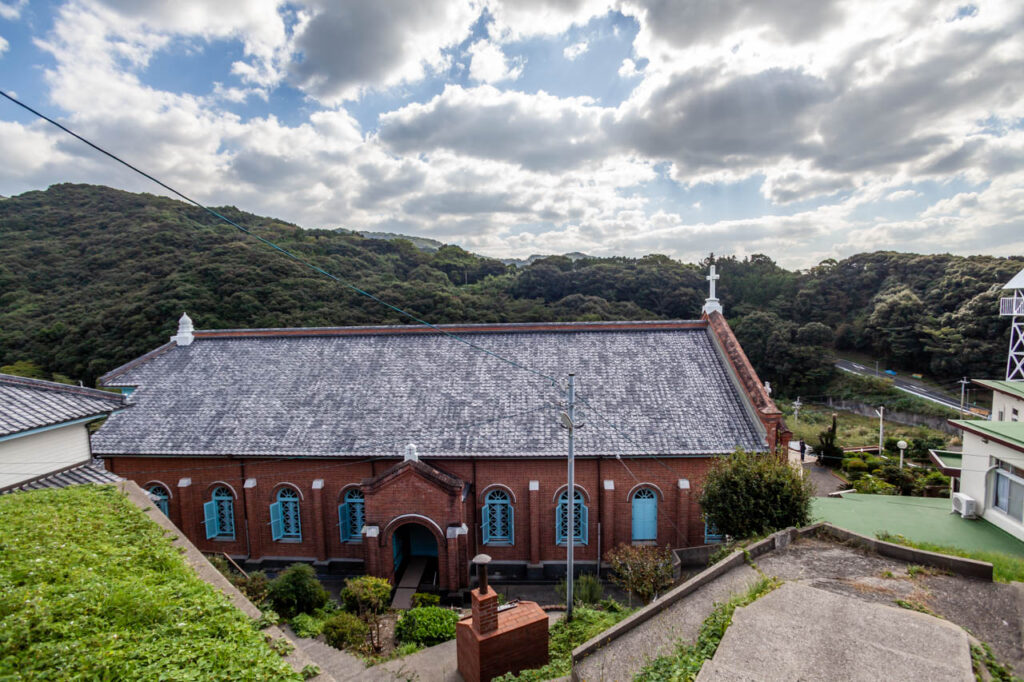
[93,274,789,593]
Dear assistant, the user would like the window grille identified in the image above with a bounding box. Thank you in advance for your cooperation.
[482,489,514,544]
[147,485,169,516]
[556,490,588,545]
[271,487,302,541]
[339,489,365,542]
[204,487,235,539]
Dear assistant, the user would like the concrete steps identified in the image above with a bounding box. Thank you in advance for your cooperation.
[281,625,366,682]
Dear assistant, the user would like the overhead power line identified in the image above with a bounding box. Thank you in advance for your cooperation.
[0,89,558,389]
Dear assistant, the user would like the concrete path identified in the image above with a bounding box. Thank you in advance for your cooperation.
[574,563,762,681]
[392,557,429,610]
[802,461,846,497]
[697,582,973,681]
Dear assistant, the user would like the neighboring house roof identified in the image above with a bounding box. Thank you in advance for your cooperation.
[0,373,124,438]
[93,320,768,458]
[950,419,1024,454]
[1,459,121,494]
[974,379,1024,402]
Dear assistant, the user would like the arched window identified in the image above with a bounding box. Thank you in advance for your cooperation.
[631,488,658,541]
[339,489,365,543]
[271,487,302,541]
[203,486,235,540]
[556,489,588,545]
[482,489,514,544]
[147,485,169,516]
[705,520,723,544]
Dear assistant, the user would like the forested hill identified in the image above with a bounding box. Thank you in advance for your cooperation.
[1,184,1021,394]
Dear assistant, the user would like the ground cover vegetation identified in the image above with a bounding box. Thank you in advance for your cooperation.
[493,601,634,681]
[700,449,814,539]
[0,485,301,680]
[2,185,1021,395]
[876,533,1024,583]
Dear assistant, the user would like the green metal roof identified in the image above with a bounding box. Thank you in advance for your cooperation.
[951,419,1024,451]
[974,379,1024,401]
[930,450,962,470]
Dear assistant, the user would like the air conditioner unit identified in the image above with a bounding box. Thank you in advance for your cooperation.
[951,492,977,519]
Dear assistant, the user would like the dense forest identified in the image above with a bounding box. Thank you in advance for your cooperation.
[1,184,1021,395]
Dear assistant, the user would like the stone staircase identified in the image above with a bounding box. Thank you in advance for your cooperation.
[281,625,367,682]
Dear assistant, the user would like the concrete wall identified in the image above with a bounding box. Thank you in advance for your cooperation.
[991,392,1024,422]
[958,431,1024,541]
[0,423,91,489]
[820,398,957,434]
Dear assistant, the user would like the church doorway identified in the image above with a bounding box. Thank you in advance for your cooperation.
[392,522,439,592]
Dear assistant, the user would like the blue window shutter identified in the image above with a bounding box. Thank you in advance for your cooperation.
[270,501,284,541]
[203,500,218,540]
[581,503,589,545]
[481,503,491,544]
[509,506,515,546]
[339,503,350,542]
[556,501,565,544]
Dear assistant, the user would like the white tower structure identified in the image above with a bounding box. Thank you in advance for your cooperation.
[1002,267,1024,381]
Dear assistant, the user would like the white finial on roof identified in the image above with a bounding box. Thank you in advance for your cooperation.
[404,443,419,462]
[702,263,723,315]
[171,312,194,346]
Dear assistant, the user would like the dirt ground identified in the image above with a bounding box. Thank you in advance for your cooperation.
[757,537,1024,673]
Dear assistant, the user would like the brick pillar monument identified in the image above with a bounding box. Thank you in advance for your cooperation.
[176,477,194,540]
[457,554,549,682]
[676,478,690,547]
[311,479,328,562]
[242,477,263,559]
[601,479,615,560]
[527,480,542,579]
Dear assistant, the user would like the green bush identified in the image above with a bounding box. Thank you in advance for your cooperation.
[290,612,326,638]
[700,448,814,539]
[842,458,867,473]
[923,470,951,487]
[411,592,440,608]
[853,476,897,495]
[267,563,328,619]
[555,573,604,605]
[323,612,369,650]
[340,575,392,615]
[236,570,271,606]
[606,545,674,604]
[394,607,460,646]
[864,456,884,470]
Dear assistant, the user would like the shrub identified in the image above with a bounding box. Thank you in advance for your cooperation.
[394,606,460,646]
[842,458,867,473]
[411,592,440,608]
[864,456,884,470]
[699,448,814,539]
[606,544,674,604]
[555,573,604,606]
[875,462,916,495]
[267,563,328,619]
[340,575,392,615]
[323,612,369,650]
[853,476,897,495]
[236,570,271,606]
[290,612,325,638]
[923,470,951,487]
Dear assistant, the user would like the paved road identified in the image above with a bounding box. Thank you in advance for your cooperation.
[834,360,966,412]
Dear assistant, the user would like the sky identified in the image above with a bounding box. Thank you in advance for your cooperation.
[0,0,1022,269]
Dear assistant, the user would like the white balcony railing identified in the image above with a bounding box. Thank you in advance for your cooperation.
[1000,297,1024,316]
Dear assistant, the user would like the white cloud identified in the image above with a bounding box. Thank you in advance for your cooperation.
[563,41,589,60]
[467,39,524,83]
[0,34,8,56]
[885,189,922,201]
[0,0,26,21]
[618,58,641,78]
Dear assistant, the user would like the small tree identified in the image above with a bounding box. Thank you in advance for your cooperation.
[266,563,327,619]
[340,575,392,652]
[606,545,674,604]
[815,413,844,466]
[700,448,814,539]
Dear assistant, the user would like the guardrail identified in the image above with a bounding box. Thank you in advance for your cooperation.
[1000,297,1024,316]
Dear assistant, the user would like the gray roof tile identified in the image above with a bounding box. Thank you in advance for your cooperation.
[1,458,121,494]
[93,323,766,458]
[0,374,124,437]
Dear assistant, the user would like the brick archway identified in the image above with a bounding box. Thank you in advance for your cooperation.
[383,516,448,591]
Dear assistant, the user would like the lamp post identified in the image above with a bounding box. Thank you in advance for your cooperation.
[897,440,908,469]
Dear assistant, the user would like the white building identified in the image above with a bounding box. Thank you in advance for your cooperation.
[0,373,123,493]
[942,267,1024,541]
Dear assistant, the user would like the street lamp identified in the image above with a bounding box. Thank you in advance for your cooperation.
[897,440,908,469]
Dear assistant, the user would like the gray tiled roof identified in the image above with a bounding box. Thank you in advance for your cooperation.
[93,323,766,458]
[0,374,124,437]
[1,458,121,494]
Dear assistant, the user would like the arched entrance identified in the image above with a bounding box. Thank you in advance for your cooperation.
[392,522,439,592]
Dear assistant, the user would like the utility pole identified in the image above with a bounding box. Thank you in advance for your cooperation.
[874,406,885,457]
[793,396,802,424]
[564,374,576,621]
[958,377,970,418]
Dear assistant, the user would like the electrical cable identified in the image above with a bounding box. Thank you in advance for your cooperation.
[0,89,559,389]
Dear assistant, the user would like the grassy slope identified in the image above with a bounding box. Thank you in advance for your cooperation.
[777,401,952,448]
[0,485,299,681]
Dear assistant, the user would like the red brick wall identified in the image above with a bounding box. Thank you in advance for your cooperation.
[108,453,720,587]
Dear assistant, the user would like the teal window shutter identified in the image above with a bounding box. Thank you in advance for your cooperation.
[509,505,515,546]
[580,501,589,545]
[147,485,170,516]
[339,502,350,542]
[203,500,218,539]
[270,501,284,541]
[481,502,491,543]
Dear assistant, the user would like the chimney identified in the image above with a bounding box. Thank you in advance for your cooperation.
[471,553,498,635]
[171,312,194,346]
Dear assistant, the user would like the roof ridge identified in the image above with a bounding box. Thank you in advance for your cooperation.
[0,373,123,403]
